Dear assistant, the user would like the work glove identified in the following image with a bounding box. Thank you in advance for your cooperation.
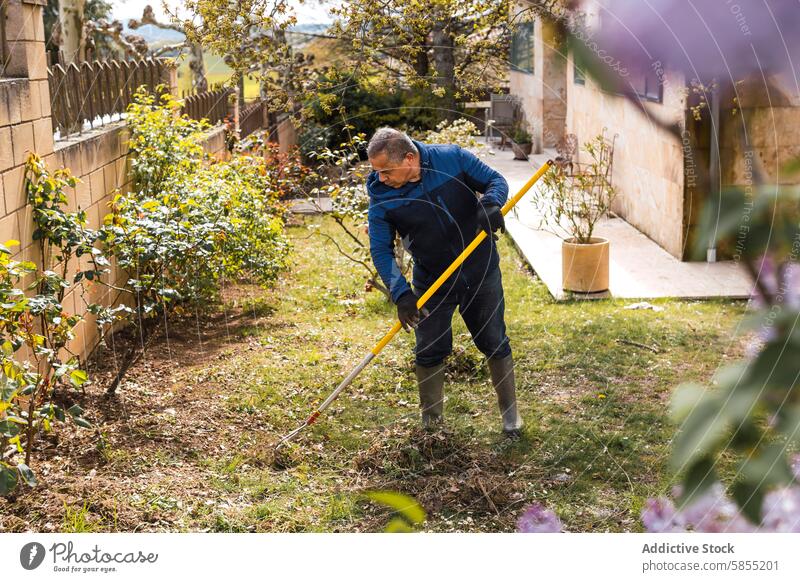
[396,290,430,332]
[476,201,505,238]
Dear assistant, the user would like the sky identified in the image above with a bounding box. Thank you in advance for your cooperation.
[109,0,334,25]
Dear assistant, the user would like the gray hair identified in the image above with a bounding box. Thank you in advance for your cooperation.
[366,127,418,162]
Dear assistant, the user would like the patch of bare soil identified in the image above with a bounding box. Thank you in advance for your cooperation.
[0,284,278,532]
[351,426,533,531]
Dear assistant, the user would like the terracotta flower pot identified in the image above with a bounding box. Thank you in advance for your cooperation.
[561,237,610,293]
[512,141,532,160]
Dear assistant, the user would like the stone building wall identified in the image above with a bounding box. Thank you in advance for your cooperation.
[509,17,545,151]
[566,59,688,259]
[508,0,690,259]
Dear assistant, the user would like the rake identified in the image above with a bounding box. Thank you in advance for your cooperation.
[275,159,554,449]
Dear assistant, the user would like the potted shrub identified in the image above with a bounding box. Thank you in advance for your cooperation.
[531,132,616,293]
[511,121,533,160]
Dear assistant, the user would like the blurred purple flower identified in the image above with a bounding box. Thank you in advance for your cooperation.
[776,261,800,308]
[791,454,800,480]
[518,503,563,533]
[750,254,778,308]
[587,0,800,82]
[641,497,685,532]
[680,483,756,532]
[761,487,800,532]
[644,456,800,532]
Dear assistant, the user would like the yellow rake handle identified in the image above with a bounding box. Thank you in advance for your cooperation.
[275,159,553,448]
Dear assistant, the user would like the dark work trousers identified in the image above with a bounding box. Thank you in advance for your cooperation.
[413,264,512,367]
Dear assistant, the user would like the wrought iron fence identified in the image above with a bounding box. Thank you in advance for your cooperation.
[239,99,267,139]
[180,86,233,126]
[48,57,170,140]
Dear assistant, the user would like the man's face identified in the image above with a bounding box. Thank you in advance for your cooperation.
[369,151,419,188]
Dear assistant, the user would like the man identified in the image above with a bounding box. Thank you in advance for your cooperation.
[365,127,523,438]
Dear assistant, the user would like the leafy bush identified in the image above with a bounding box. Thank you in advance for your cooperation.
[417,118,487,153]
[244,138,316,201]
[511,120,532,144]
[1,156,97,496]
[93,88,291,393]
[304,69,446,156]
[531,132,617,244]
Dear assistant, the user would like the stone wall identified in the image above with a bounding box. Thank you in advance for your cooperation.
[719,77,800,187]
[509,3,688,258]
[566,61,688,259]
[508,9,567,151]
[1,0,233,363]
[683,76,800,258]
[1,0,56,361]
[539,20,567,149]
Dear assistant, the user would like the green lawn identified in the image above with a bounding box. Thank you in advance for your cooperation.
[197,214,748,532]
[0,213,749,533]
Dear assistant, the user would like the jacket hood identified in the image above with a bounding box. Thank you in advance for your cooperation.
[366,139,432,202]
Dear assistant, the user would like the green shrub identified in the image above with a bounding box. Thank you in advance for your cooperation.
[94,88,291,393]
[303,69,448,157]
[1,156,96,497]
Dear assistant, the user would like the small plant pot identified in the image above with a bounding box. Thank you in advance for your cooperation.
[561,237,610,293]
[512,141,532,160]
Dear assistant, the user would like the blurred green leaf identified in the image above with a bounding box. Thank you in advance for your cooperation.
[671,399,729,469]
[731,481,765,524]
[745,340,800,389]
[73,417,92,429]
[384,517,414,533]
[365,490,426,530]
[777,405,800,445]
[0,466,18,496]
[739,443,794,488]
[670,382,710,421]
[677,456,718,509]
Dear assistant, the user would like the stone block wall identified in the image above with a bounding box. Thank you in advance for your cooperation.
[566,62,688,259]
[1,0,234,364]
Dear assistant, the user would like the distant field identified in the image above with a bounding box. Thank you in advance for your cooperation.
[176,53,261,100]
[175,37,341,101]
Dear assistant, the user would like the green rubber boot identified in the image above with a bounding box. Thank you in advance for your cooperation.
[415,362,445,429]
[488,354,524,438]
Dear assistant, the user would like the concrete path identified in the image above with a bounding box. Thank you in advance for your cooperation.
[479,140,754,301]
[287,196,333,214]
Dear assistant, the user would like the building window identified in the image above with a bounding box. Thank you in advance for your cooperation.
[627,66,663,103]
[641,67,663,102]
[573,50,585,85]
[510,21,534,74]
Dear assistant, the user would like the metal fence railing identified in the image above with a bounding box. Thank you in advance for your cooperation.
[180,86,233,126]
[239,99,267,139]
[48,57,170,140]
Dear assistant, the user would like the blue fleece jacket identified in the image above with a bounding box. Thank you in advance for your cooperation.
[366,139,509,303]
